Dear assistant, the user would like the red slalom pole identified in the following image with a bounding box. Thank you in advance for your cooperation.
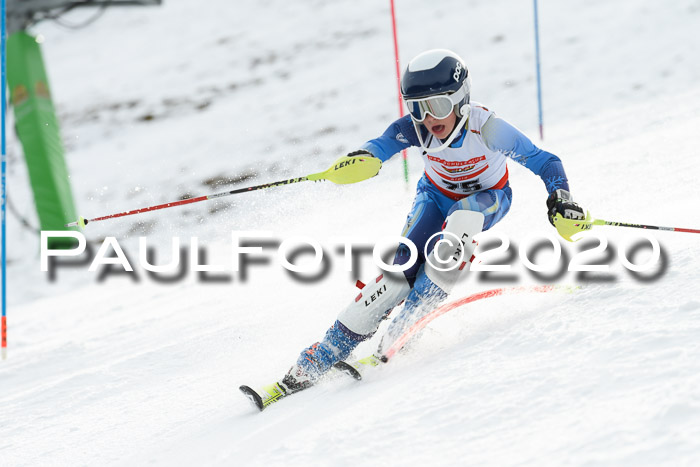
[383,285,557,361]
[2,0,7,360]
[389,0,410,185]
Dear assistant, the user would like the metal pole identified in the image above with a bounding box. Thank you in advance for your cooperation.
[65,154,382,228]
[2,0,8,360]
[533,0,544,140]
[389,0,409,185]
[66,176,312,227]
[594,219,700,234]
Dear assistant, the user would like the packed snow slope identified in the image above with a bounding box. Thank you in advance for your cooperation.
[2,0,700,465]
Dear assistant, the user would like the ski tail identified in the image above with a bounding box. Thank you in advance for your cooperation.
[240,363,362,411]
[239,382,287,411]
[332,360,363,380]
[338,354,386,379]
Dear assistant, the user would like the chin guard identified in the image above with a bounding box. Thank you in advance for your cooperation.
[412,108,470,153]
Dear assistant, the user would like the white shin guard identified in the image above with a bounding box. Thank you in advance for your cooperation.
[337,272,411,337]
[424,210,484,294]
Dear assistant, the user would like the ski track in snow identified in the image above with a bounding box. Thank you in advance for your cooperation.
[2,0,700,465]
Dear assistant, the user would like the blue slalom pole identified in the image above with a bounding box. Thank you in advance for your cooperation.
[533,0,544,140]
[1,0,7,359]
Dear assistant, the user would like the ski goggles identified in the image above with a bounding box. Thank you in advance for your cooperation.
[405,83,469,122]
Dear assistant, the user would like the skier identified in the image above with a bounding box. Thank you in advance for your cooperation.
[276,49,585,395]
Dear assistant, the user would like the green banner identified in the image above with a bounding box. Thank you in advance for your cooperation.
[7,31,78,247]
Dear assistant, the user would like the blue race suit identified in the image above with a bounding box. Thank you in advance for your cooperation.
[295,104,571,377]
[362,105,569,285]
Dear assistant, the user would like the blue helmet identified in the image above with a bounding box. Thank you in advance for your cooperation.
[401,49,471,120]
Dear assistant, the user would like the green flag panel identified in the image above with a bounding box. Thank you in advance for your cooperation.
[7,31,78,247]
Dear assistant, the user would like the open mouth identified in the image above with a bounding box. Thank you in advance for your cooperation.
[431,124,446,134]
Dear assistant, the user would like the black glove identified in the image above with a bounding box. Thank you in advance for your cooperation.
[546,189,585,226]
[346,149,375,158]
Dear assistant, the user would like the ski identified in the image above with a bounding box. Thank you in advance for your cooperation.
[239,382,286,411]
[239,361,361,411]
[335,360,363,380]
[242,286,561,411]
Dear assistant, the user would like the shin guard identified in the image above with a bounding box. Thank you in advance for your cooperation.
[337,272,411,337]
[297,272,411,378]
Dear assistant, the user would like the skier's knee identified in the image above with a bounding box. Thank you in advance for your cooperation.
[392,243,421,287]
[424,210,484,293]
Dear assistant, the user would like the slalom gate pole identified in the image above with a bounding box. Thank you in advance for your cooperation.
[382,285,557,361]
[533,0,544,140]
[65,154,382,228]
[2,0,7,360]
[389,0,410,186]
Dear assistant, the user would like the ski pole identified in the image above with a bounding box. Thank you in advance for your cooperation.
[589,218,700,234]
[552,212,700,241]
[65,154,381,228]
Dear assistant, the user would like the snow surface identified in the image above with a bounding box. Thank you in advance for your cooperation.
[2,0,700,465]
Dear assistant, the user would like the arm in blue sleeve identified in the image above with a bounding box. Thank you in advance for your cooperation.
[359,115,418,162]
[481,116,570,194]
